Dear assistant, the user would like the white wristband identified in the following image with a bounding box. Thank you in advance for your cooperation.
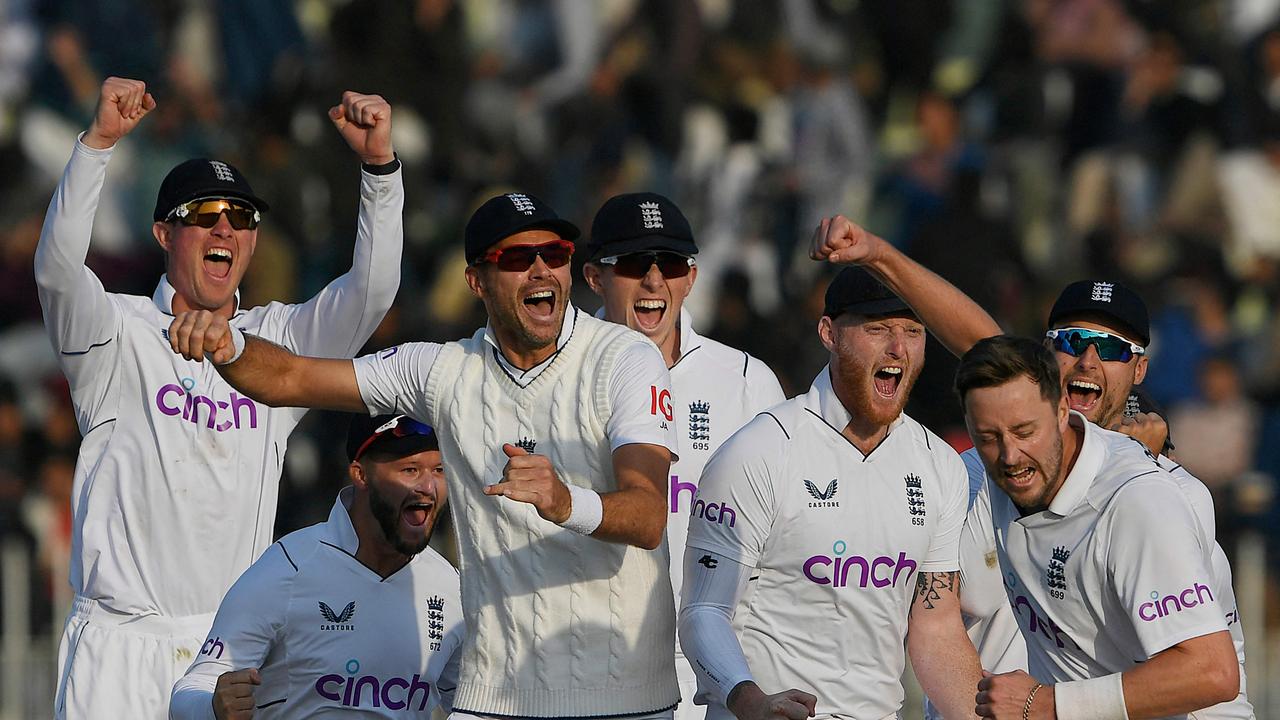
[560,484,603,535]
[1054,673,1128,720]
[210,326,246,366]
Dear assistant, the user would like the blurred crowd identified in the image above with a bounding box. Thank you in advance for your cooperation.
[2,0,1280,635]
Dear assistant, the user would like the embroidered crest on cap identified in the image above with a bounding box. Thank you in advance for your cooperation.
[639,201,663,229]
[1090,282,1114,302]
[209,160,235,182]
[508,193,536,216]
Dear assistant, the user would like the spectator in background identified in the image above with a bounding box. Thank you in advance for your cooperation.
[1171,355,1262,498]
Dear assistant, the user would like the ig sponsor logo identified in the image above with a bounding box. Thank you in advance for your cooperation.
[1138,583,1214,622]
[314,658,433,711]
[650,386,673,421]
[802,540,917,588]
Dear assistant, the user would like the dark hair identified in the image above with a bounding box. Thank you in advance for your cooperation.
[955,335,1062,411]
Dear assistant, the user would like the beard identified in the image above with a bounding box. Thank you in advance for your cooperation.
[368,481,432,556]
[830,347,921,428]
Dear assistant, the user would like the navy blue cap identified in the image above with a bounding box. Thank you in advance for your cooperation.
[346,414,438,462]
[823,267,911,318]
[586,192,697,261]
[153,158,268,221]
[1048,280,1150,346]
[464,193,580,265]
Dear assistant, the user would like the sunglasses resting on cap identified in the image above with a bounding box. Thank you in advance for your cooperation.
[597,251,694,279]
[1045,327,1146,363]
[472,239,575,272]
[167,198,262,230]
[352,415,436,461]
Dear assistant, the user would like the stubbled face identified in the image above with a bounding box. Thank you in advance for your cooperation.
[584,257,696,364]
[1051,319,1148,428]
[965,376,1070,514]
[466,230,572,356]
[821,313,925,427]
[152,206,257,316]
[362,449,447,556]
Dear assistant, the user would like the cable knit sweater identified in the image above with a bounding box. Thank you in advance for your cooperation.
[423,314,679,716]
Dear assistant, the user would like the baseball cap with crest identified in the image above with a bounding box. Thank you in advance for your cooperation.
[153,158,269,222]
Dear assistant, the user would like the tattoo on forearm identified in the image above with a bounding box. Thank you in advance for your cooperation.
[913,571,958,611]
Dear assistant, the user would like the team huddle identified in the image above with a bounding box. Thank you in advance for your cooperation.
[37,77,1252,720]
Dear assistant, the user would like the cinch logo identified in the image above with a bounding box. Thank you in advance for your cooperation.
[1138,583,1214,622]
[200,636,224,659]
[154,378,259,432]
[692,498,736,527]
[315,658,432,711]
[1010,593,1076,649]
[670,475,696,514]
[802,540,917,588]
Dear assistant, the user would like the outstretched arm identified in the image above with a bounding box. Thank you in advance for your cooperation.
[36,78,155,359]
[274,91,404,358]
[169,310,366,412]
[810,215,1000,357]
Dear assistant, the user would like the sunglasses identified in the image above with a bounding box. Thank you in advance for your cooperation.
[168,198,261,230]
[596,251,694,279]
[474,239,575,272]
[353,415,435,461]
[1045,327,1146,363]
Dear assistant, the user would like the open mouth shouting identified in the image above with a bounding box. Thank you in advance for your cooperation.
[873,365,904,399]
[1001,464,1038,492]
[402,498,435,529]
[522,288,557,321]
[633,298,667,332]
[1065,378,1102,414]
[203,246,234,280]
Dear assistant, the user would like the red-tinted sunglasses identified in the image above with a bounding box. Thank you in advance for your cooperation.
[474,240,575,272]
[597,251,694,279]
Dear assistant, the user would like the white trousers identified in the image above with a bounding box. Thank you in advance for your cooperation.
[55,596,214,720]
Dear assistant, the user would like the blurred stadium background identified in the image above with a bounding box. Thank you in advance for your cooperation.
[1,0,1280,716]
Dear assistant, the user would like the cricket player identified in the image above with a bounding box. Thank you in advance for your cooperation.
[167,192,682,718]
[957,336,1239,719]
[170,414,463,719]
[582,192,785,720]
[807,216,1252,718]
[36,77,403,718]
[678,267,982,720]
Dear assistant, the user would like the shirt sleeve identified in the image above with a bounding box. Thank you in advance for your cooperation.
[266,167,404,358]
[1106,477,1228,658]
[169,544,292,720]
[352,342,443,421]
[744,355,786,413]
[33,138,124,423]
[677,547,756,708]
[605,339,679,454]
[1158,455,1217,545]
[921,443,968,572]
[684,413,784,567]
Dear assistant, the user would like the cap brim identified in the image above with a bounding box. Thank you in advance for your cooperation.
[825,297,913,317]
[588,235,698,260]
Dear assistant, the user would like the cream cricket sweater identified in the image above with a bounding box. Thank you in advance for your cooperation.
[424,314,679,716]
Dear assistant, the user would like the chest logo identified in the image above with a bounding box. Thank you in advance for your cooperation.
[1047,546,1070,599]
[804,478,839,508]
[688,401,711,442]
[319,601,356,631]
[427,596,445,651]
[905,474,926,525]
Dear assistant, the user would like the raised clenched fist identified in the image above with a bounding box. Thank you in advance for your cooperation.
[83,77,156,150]
[329,91,395,166]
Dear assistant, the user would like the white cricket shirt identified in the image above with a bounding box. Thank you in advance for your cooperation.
[170,489,464,719]
[34,139,403,618]
[684,367,968,718]
[989,413,1228,696]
